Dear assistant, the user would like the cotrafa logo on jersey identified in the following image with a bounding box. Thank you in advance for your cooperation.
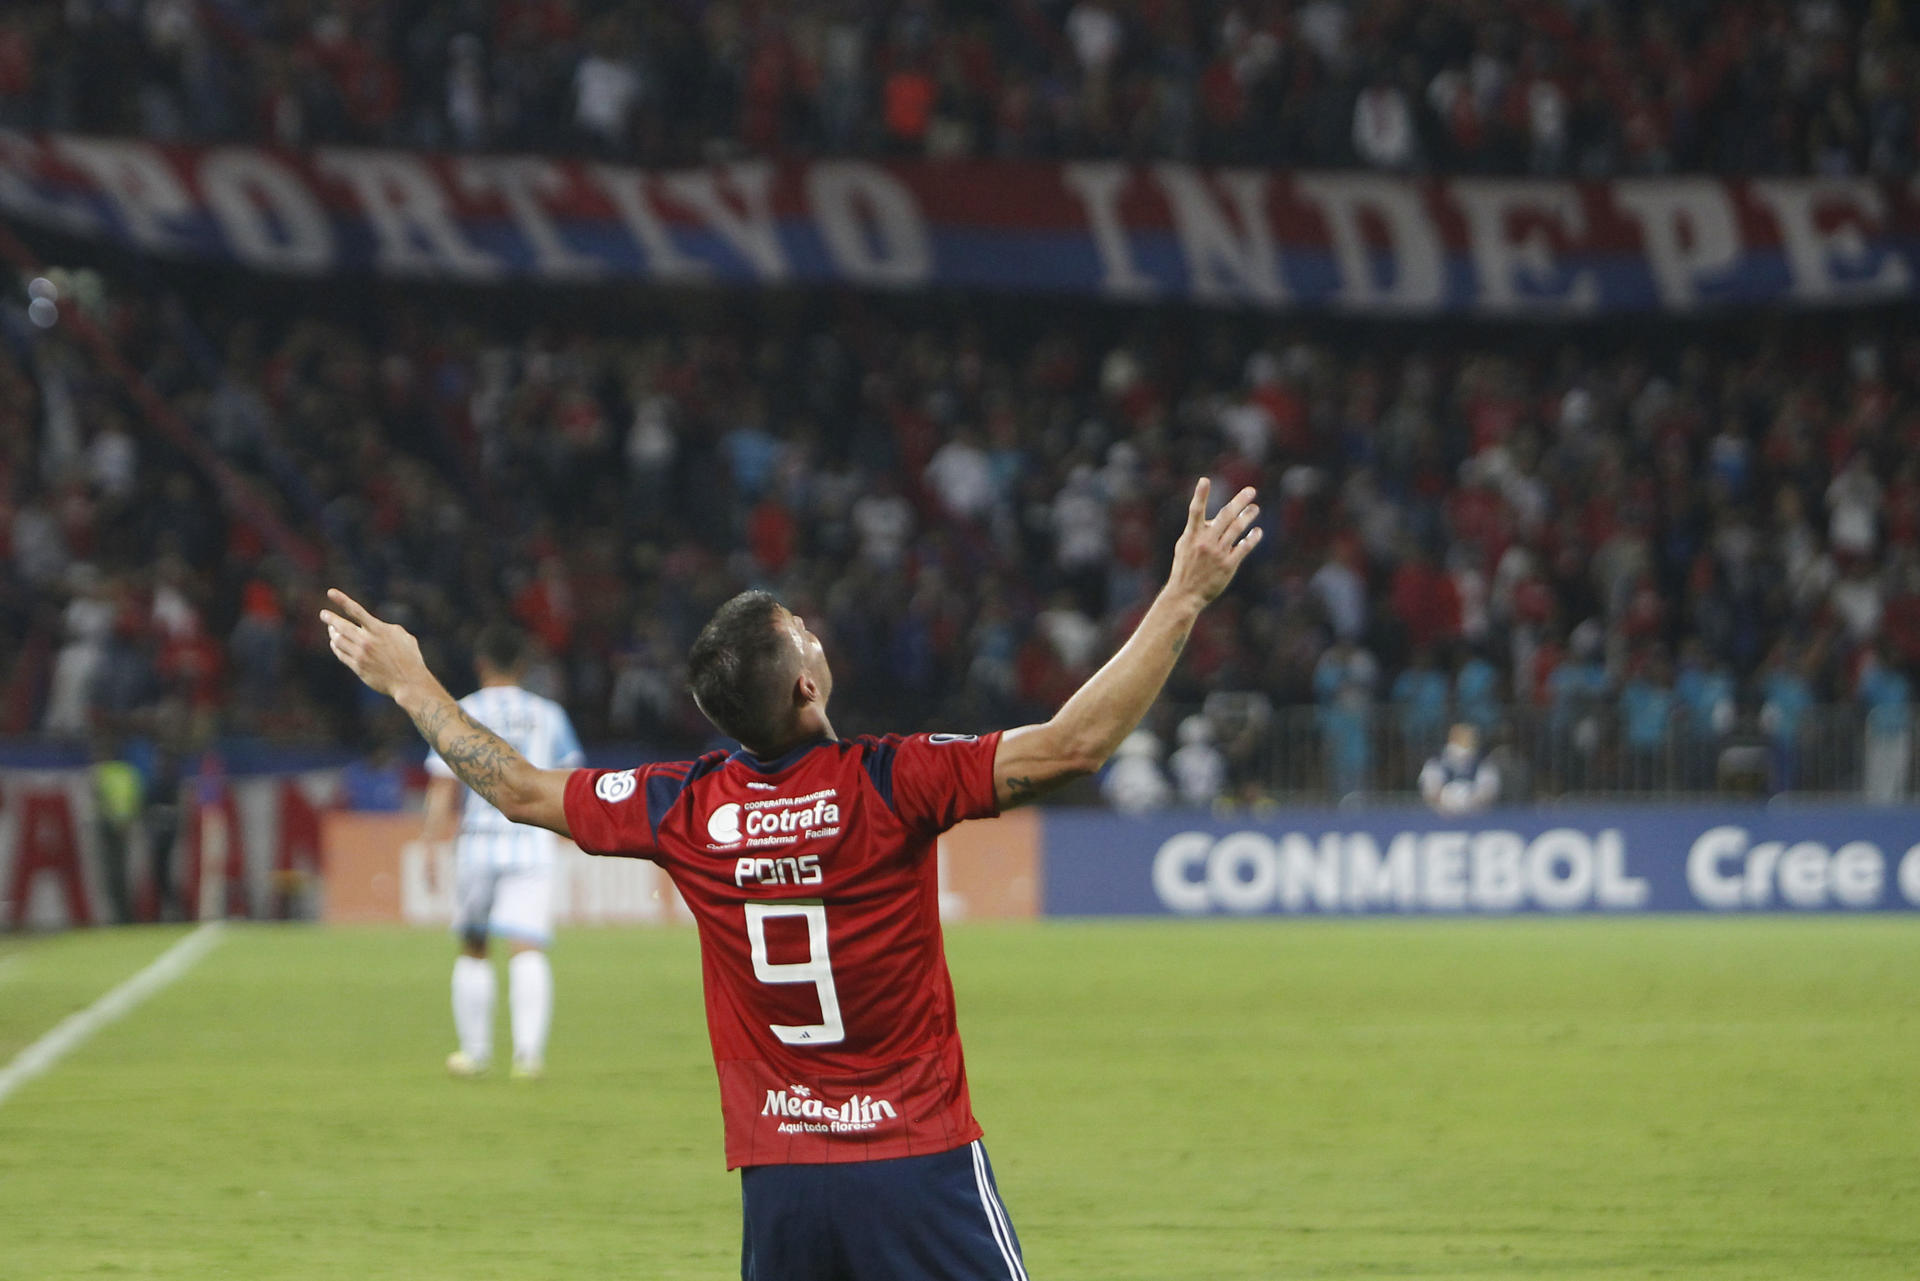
[707,789,842,849]
[762,1082,898,1135]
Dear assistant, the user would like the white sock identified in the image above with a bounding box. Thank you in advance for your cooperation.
[452,955,495,1063]
[509,950,552,1067]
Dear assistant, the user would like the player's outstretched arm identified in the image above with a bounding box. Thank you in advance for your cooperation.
[992,478,1261,809]
[319,589,573,837]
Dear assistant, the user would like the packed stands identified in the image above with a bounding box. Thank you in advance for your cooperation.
[3,262,1915,795]
[0,1,1914,176]
[3,2,1918,800]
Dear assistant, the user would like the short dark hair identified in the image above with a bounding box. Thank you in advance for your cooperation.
[474,623,529,675]
[687,591,796,752]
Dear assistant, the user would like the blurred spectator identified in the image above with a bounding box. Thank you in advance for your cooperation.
[882,56,937,153]
[1353,69,1419,170]
[1828,453,1882,557]
[573,21,642,152]
[1391,645,1450,760]
[1760,643,1816,792]
[1389,546,1460,653]
[13,493,68,589]
[1315,638,1377,798]
[1419,723,1500,815]
[1831,559,1885,643]
[1859,642,1911,802]
[229,578,289,721]
[1619,652,1677,791]
[925,429,994,524]
[1101,729,1171,814]
[1169,714,1227,809]
[43,564,112,736]
[853,476,914,570]
[90,734,143,924]
[1311,539,1368,643]
[1454,649,1502,735]
[140,739,185,922]
[1052,465,1112,608]
[1675,637,1737,787]
[1546,621,1609,787]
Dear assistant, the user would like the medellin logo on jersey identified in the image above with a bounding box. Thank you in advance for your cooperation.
[596,770,637,803]
[762,1083,898,1134]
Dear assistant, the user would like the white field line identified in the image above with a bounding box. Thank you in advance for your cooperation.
[0,923,225,1108]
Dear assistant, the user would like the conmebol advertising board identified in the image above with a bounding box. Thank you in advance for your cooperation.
[1041,808,1920,916]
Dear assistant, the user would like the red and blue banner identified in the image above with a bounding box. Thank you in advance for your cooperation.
[1,132,1916,313]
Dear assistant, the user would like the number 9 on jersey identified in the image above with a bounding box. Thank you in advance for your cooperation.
[744,902,846,1046]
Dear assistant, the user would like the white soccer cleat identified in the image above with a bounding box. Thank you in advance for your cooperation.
[446,1050,490,1078]
[510,1056,544,1082]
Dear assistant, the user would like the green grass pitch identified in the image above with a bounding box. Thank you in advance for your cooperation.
[1,917,1916,1279]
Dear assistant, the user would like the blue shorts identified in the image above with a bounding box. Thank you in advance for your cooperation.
[740,1140,1028,1281]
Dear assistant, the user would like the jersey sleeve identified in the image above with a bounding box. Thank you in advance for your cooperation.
[564,763,688,860]
[867,732,1003,834]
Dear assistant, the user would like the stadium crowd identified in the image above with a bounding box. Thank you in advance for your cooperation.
[0,0,1913,176]
[2,265,1917,797]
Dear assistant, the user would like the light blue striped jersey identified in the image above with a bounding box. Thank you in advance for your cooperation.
[426,684,584,869]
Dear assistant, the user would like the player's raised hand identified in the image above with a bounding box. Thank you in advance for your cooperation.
[319,588,429,700]
[1166,477,1262,609]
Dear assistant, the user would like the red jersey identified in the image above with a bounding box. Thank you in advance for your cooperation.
[563,731,1003,1169]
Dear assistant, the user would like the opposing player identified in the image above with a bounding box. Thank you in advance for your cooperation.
[422,623,583,1079]
[321,478,1261,1279]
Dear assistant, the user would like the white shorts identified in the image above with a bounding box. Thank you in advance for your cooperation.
[453,847,553,947]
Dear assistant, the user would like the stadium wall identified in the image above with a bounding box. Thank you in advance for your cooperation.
[0,768,339,928]
[13,772,1920,927]
[316,809,1040,928]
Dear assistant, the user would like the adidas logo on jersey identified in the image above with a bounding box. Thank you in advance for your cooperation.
[762,1087,898,1134]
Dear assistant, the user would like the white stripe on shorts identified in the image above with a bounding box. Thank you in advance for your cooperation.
[970,1140,1028,1281]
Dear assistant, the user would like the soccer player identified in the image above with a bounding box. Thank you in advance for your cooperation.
[422,623,584,1080]
[320,478,1262,1280]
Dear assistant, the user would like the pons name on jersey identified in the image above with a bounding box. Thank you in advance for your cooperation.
[761,1085,899,1134]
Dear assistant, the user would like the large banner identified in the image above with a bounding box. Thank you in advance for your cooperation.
[1043,807,1920,916]
[1,132,1915,313]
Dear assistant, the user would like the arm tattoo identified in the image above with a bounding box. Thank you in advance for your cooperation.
[1002,775,1043,807]
[413,699,524,809]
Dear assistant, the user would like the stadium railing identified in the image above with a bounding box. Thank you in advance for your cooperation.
[2,701,1910,808]
[1169,701,1914,806]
